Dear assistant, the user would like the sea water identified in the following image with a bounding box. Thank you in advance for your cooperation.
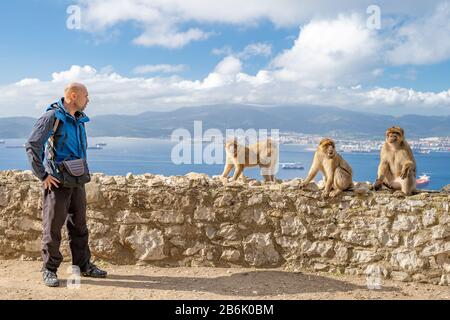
[1,137,448,190]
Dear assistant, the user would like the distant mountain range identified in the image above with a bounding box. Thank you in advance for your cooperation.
[1,105,449,139]
[0,117,38,139]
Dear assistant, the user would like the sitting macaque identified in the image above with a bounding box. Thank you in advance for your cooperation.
[300,138,353,197]
[373,126,416,196]
[222,137,278,182]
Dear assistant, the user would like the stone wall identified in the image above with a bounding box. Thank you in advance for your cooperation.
[0,170,449,286]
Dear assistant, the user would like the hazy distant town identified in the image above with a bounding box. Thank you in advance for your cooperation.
[279,133,450,154]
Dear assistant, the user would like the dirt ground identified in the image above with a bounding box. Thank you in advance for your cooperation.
[0,260,448,300]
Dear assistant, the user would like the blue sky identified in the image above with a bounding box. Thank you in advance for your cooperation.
[0,1,295,82]
[1,0,450,117]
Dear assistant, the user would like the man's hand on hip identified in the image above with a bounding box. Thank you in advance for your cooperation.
[43,175,60,191]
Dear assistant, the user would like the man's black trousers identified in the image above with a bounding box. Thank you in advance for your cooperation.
[41,185,91,272]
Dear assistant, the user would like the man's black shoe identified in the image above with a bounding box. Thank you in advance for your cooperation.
[42,268,59,287]
[81,263,107,278]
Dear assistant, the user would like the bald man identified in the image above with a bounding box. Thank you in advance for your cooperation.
[26,83,107,287]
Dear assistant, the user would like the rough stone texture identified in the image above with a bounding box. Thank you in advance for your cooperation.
[0,170,449,286]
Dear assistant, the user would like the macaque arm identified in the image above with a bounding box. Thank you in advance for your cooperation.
[222,164,233,178]
[232,164,244,181]
[340,158,353,176]
[402,159,415,171]
[377,145,392,181]
[324,166,334,192]
[303,155,320,184]
[400,159,416,179]
[377,160,389,181]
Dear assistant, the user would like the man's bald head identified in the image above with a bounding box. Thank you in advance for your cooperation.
[63,83,89,112]
[64,83,86,97]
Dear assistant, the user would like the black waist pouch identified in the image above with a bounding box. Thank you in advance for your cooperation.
[57,159,91,187]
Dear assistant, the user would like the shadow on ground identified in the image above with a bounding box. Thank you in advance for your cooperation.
[78,270,400,297]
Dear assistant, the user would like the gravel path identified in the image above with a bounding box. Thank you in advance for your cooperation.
[0,260,448,300]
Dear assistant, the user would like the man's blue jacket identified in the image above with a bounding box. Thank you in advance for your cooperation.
[25,98,90,181]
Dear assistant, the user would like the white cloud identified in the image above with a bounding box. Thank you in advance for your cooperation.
[133,27,211,49]
[133,64,187,74]
[386,2,450,65]
[3,4,450,117]
[76,0,444,49]
[212,42,272,60]
[239,43,272,59]
[202,56,242,88]
[271,14,381,87]
[211,46,233,56]
[78,0,214,48]
[51,65,98,82]
[361,87,450,106]
[1,61,449,118]
[15,79,40,87]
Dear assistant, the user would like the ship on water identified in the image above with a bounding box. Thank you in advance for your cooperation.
[281,162,305,170]
[88,144,104,150]
[0,140,5,144]
[416,174,430,188]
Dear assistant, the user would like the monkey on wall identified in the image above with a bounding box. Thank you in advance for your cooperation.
[373,126,416,196]
[222,137,278,182]
[300,138,353,197]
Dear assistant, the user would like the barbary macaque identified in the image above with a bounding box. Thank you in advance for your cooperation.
[300,138,353,197]
[222,137,278,182]
[373,126,416,196]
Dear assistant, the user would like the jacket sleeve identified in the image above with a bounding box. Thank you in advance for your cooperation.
[25,111,56,181]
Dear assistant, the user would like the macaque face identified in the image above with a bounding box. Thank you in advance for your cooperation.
[324,144,336,158]
[319,139,336,158]
[225,141,233,151]
[225,140,237,155]
[386,131,401,144]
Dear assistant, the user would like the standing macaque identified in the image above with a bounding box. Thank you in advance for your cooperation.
[300,138,353,197]
[222,137,278,182]
[373,126,416,196]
